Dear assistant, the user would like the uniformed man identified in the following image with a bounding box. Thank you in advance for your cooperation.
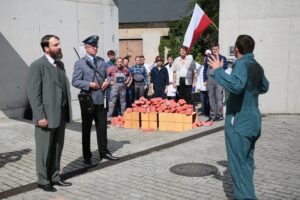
[149,56,169,99]
[27,35,72,192]
[72,35,119,164]
[208,35,269,200]
[107,57,131,122]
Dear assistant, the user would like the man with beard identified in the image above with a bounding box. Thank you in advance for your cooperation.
[27,35,72,192]
[72,35,119,164]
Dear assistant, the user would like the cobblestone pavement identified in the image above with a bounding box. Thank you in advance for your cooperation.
[0,115,219,193]
[1,115,300,199]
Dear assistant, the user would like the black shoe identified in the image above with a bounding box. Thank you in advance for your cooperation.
[84,159,92,165]
[100,153,119,161]
[206,117,215,122]
[214,116,224,121]
[37,184,57,192]
[52,180,72,187]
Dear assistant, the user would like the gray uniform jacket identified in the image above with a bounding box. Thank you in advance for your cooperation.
[27,56,72,128]
[72,55,107,105]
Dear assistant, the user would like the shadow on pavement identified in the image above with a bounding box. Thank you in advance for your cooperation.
[0,148,32,168]
[62,139,130,174]
[214,160,235,200]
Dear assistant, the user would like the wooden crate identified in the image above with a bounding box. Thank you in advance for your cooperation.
[141,120,149,129]
[158,113,170,122]
[123,112,132,120]
[141,112,149,121]
[131,120,140,129]
[124,120,132,128]
[182,112,197,123]
[132,112,140,121]
[149,121,158,129]
[149,112,158,121]
[167,122,183,132]
[159,122,169,131]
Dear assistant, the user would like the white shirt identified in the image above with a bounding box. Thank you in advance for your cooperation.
[166,64,176,97]
[195,63,207,91]
[143,63,152,74]
[45,54,56,67]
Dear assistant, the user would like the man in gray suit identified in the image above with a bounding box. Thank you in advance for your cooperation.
[27,35,72,192]
[72,35,119,165]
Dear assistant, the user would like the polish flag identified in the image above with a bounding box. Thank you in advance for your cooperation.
[183,4,212,53]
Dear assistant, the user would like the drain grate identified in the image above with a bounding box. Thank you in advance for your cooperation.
[170,163,218,177]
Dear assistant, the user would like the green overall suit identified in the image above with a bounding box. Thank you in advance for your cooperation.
[211,53,269,200]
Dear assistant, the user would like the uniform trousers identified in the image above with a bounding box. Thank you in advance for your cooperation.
[81,104,108,161]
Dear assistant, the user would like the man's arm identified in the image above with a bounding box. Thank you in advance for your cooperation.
[72,61,91,91]
[27,63,47,124]
[208,55,247,94]
[212,62,247,95]
[260,73,269,94]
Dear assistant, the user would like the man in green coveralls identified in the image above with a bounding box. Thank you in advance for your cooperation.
[208,35,269,200]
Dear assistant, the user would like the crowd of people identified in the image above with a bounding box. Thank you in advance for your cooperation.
[103,43,231,124]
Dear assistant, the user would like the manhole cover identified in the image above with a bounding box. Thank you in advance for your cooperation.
[170,163,218,177]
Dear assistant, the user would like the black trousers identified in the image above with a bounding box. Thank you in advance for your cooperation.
[81,104,108,160]
[177,77,193,105]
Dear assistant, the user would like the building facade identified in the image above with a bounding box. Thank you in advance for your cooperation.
[0,0,119,120]
[219,0,300,113]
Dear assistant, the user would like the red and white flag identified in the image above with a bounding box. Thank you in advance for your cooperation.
[183,4,212,53]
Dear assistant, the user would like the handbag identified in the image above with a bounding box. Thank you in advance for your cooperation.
[78,91,94,114]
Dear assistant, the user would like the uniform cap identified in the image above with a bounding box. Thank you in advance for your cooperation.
[82,35,99,46]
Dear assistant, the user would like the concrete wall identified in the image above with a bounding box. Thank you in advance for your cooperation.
[0,0,119,120]
[219,0,300,113]
[119,27,169,65]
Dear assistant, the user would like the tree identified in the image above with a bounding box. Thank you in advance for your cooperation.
[159,0,219,63]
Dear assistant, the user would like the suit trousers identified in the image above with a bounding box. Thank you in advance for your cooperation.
[35,107,67,185]
[81,104,108,161]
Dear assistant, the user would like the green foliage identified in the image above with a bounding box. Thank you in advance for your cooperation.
[158,0,219,63]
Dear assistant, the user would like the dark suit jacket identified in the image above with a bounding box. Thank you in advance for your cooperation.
[27,55,72,128]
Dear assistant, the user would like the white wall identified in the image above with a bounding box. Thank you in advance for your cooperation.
[219,0,300,113]
[0,0,119,120]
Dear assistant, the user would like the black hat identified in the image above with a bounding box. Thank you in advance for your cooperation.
[82,35,99,46]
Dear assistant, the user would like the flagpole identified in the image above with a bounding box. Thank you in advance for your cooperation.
[211,21,219,31]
